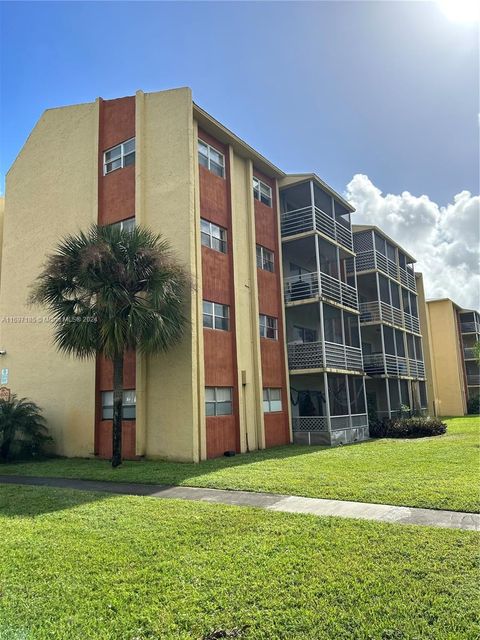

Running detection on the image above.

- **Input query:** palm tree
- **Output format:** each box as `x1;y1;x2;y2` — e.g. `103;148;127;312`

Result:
0;395;52;461
31;224;190;467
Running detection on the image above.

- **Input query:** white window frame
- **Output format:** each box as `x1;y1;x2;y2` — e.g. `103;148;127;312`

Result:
103;138;135;175
253;177;272;207
198;139;225;178
259;314;278;340
203;301;229;331
101;390;136;420
263;388;282;413
111;217;135;232
256;245;274;272
205;387;233;417
200;219;227;253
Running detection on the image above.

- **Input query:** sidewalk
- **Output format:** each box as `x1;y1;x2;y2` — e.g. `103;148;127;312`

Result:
1;475;478;531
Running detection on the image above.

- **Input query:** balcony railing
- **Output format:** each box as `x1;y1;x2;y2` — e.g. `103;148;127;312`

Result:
464;347;477;360
363;353;425;378
284;272;358;311
353;250;417;292
403;312;420;334
281;206;353;252
292;416;328;432
360;301;403;328
466;374;480;386
461;322;480;334
287;340;363;372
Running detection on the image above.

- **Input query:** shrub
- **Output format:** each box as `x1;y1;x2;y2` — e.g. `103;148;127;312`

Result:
0;395;52;461
467;395;480;415
370;416;447;439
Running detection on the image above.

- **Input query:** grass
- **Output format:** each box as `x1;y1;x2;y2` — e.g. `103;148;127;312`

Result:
0;484;478;640
1;416;479;513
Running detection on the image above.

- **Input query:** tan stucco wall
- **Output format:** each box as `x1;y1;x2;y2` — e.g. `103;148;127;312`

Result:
138;88;201;461
427;299;467;416
0;196;4;284
0;103;98;456
416;274;435;415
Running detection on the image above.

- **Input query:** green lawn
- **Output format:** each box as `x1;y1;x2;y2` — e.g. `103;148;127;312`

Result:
1;416;479;513
0;484;478;640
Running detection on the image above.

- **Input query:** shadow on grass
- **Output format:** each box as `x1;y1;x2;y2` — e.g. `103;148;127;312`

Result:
0;480;111;517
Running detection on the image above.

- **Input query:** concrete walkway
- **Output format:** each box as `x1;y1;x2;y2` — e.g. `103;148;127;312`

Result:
1;475;478;531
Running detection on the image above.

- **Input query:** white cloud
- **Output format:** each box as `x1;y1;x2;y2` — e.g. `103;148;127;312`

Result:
345;174;480;310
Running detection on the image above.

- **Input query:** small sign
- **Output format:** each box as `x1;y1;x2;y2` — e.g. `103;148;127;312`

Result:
0;387;11;402
0;368;8;385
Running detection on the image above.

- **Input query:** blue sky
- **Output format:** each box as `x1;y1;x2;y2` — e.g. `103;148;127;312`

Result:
1;1;478;204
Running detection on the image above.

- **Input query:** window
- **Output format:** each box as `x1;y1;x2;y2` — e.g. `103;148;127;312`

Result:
253;177;272;207
101;390;136;420
203;301;229;331
205;387;233;416
198;139;225;177
200;219;227;253
293;326;317;343
263;388;282;413
111;218;135;232
104;138;135;174
256;245;274;272
323;304;343;344
259;314;278;339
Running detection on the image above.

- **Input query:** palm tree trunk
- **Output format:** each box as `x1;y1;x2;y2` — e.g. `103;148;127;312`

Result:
111;352;124;468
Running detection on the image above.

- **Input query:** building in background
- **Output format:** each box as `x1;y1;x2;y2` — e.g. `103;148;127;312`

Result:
352;225;428;420
425;298;469;416
279;175;368;446
458;309;480;408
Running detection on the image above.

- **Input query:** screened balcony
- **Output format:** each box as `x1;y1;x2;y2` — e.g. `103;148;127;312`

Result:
361;324;425;379
366;378;427;420
459;311;480;335
352;229;416;292
280;180;353;252
357;272;420;334
290;373;368;446
282;236;358;311
285;303;364;373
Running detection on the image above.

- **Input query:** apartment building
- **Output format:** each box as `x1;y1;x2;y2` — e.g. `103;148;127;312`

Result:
279;176;368;445
458;309;480;405
352;226;428;419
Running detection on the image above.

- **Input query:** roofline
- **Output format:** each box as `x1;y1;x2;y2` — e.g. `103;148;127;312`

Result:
193;102;285;179
280;173;355;213
352;224;417;263
426;297;462;309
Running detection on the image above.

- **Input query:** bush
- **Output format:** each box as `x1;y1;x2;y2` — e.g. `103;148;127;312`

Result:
369;416;447;439
467;395;480;415
0;395;53;461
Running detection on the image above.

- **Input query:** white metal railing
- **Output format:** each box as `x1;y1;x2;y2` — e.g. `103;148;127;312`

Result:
359;301;403;328
287;340;363;372
284;271;358;311
292;416;328;432
399;266;417;292
466;374;480;386
403;312;420;334
461;322;480;334
280;205;353;251
355;250;417;293
408;358;425;379
464;347;476;360
363;353;424;378
330;415;351;430
284;272;319;302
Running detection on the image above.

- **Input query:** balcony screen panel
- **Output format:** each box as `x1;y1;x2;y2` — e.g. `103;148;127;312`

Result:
406;333;415;359
383;326;395;355
313;183;333;216
395;329;406;357
410;294;418;318
353;231;373;253
402;288;411;314
323;304;343;344
460;312;474;322
344;312;360;348
399;380;409;407
386;242;396;262
348;377;365;414
327;374;348;416
390;282;401;309
388;379;401;412
379;275;390;304
414;336;423;361
419;381;427;408
399;252;407;270
374;233;386;255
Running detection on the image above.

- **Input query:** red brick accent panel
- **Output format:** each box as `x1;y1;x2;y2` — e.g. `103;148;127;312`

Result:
96;96;137;459
198;128;240;458
254;170;290;447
